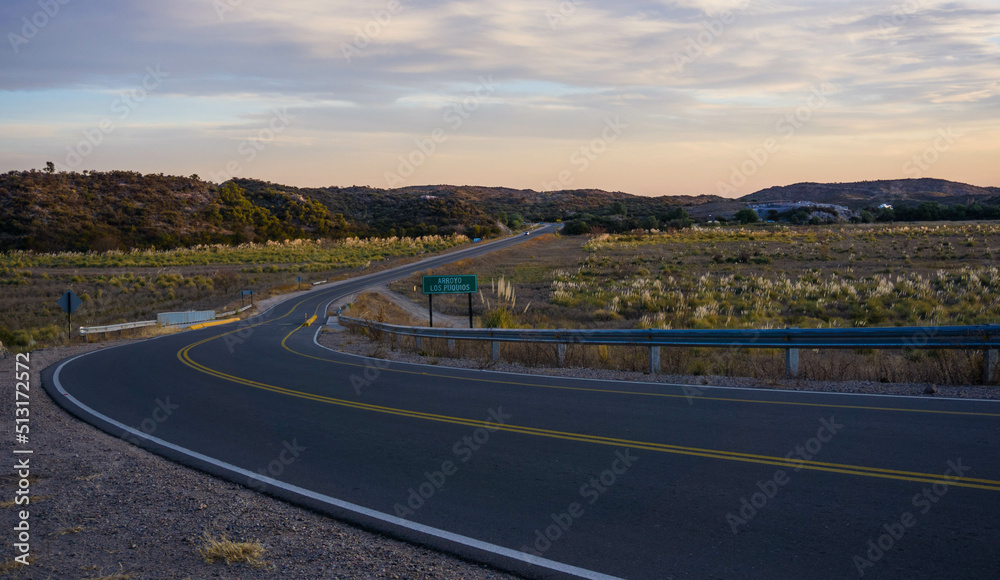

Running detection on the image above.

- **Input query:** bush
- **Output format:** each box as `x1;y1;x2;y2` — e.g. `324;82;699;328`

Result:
734;209;759;224
482;308;518;329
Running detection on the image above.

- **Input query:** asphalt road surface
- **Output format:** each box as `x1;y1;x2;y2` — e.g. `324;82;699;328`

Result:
45;226;1000;579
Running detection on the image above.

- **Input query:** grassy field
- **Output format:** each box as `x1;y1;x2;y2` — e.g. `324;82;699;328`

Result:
0;235;468;351
385;224;1000;384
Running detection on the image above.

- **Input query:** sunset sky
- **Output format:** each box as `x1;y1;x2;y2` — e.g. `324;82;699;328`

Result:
1;0;998;197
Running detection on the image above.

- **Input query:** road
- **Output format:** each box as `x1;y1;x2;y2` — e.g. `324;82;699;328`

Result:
45;225;1000;579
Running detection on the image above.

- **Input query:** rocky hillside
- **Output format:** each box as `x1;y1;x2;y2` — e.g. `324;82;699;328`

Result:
2;169;997;252
741;179;1000;210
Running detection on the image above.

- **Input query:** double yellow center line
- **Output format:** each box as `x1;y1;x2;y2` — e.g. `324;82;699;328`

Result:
177;312;1000;492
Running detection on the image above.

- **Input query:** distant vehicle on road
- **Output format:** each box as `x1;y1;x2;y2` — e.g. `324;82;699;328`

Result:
524;232;529;236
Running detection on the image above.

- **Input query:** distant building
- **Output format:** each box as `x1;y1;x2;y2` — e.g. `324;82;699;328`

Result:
879;203;893;210
419;195;438;200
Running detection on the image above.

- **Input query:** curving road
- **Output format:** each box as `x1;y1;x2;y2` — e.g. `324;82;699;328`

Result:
45;226;1000;579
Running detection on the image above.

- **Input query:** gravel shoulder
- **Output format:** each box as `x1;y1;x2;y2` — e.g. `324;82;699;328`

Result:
0;341;520;579
328;286;469;328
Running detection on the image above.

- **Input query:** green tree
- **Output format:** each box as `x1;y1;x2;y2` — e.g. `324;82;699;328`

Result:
734;208;759;224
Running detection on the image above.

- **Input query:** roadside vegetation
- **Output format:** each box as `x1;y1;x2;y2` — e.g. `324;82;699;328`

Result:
198;533;268;568
0;235;468;352
378;224;1000;384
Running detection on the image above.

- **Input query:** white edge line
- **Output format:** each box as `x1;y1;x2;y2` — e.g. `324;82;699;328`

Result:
50;350;623;580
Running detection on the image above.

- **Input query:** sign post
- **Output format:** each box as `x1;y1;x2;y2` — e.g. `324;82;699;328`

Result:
57;290;83;339
421;275;478;328
241;289;254;308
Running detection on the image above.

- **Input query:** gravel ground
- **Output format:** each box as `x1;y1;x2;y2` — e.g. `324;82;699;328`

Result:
319;330;1000;400
335;287;469;328
0;344;520;579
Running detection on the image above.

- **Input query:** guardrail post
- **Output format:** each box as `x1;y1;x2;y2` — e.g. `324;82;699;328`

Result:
786;349;800;378
984;349;998;384
447;338;456;354
649;346;660;374
491;341;500;363
557;343;567;367
415;336;422;350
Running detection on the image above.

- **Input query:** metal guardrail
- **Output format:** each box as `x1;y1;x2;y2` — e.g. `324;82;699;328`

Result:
79;320;157;335
337;316;1000;382
158;310;216;326
81;304;255;335
217;304;254;318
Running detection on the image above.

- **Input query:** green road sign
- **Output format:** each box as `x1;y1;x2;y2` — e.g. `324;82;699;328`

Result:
422;275;477;294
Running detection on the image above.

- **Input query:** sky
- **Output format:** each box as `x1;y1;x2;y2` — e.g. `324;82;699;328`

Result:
1;0;998;197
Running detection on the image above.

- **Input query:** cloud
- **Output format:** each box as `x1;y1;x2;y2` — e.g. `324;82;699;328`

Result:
0;0;998;195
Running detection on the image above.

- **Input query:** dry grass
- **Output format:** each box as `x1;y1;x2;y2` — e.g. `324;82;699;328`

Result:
54;526;84;536
376;226;1000;384
363;331;989;384
0;494;50;509
351;292;422;326
389;234;572;330
0;235;469;351
198;533;269;568
0;556;33;575
82;566;133;580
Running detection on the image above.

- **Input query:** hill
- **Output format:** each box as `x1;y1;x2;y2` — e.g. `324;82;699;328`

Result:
740;178;1000;210
0;171;342;252
2;169;998;253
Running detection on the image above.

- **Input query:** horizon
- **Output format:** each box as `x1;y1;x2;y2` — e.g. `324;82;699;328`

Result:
2;1;998;197
9;167;999;199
